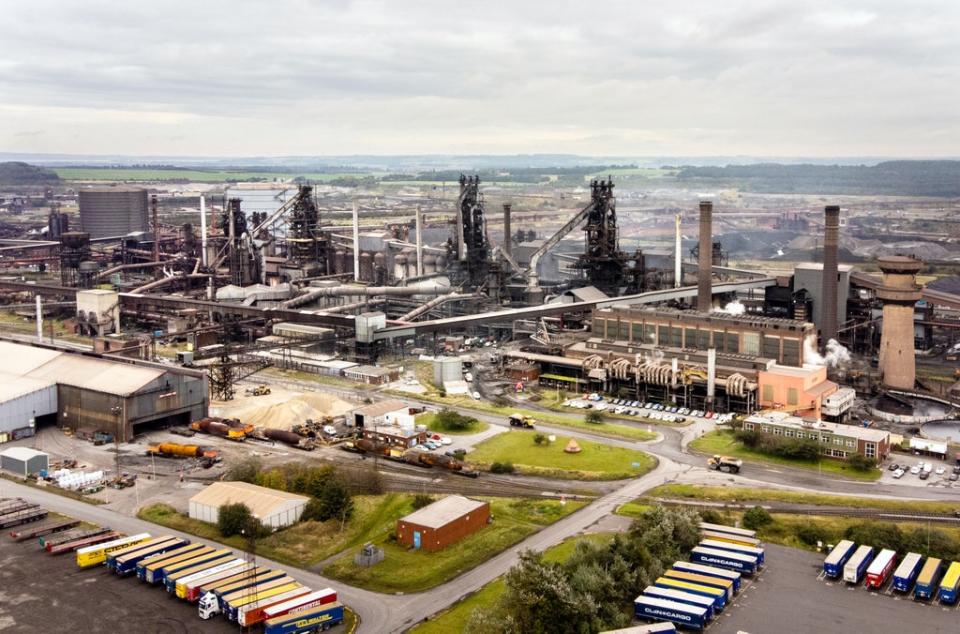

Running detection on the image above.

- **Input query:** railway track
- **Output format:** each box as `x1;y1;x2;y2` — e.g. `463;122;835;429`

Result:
653;497;960;524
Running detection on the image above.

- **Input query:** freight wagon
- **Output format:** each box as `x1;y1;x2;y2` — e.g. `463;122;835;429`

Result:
892;553;923;593
263;602;345;634
10;519;79;542
138;544;209;583
662;570;733;602
653;577;726;612
914;557;943;600
671;561;742;593
113;538;187;576
642;586;715;621
690;546;759;575
164;551;235;593
700;529;763;548
235;587;313;626
76;533;151;568
937;562;960;604
698;539;765;566
257;588;339;626
175;559;246;599
823;540;857;579
634;595;708;631
843;546;874;584
865;549;897;589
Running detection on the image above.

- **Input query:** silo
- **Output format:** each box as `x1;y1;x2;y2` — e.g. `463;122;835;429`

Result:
78;186;149;239
360;252;373;282
334;248;345;275
394;253;408;281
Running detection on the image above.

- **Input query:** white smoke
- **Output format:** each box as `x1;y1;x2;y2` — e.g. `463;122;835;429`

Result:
713;300;746;316
804;335;852;368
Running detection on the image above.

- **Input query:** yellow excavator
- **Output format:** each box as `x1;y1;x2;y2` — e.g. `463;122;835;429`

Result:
707;455;743;474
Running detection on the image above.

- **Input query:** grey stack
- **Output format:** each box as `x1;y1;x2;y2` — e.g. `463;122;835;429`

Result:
698;200;713;311
821;205;840;342
78;186;149;239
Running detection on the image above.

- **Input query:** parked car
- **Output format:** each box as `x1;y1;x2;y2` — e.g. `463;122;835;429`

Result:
888;463;900;471
936;467;946;475
910;465;921;474
892;469;906;479
919;471;930;480
950;473;959;482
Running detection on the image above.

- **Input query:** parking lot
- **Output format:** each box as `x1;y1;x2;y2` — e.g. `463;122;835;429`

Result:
562;395;735;425
707;544;958;633
880;454;960;488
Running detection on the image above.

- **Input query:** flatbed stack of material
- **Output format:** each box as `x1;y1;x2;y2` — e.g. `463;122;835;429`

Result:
914;557;942;600
10;519;79;541
0;505;47;529
892;553;923;593
40;527;111;550
49;531;121;555
263;602;345;634
634;595;709;631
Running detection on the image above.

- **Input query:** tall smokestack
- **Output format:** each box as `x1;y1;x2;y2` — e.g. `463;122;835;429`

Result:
352;201;360;282
502;203;512;257
35;295;42;343
674;213;682;289
697;201;713;310
199;194;208;267
415;205;424;276
821;205;840;343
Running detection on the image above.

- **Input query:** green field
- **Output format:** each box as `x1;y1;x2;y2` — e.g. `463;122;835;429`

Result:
410;532;615;634
467;430;656;480
688;430;882;481
418;411;489;435
322;497;585;593
54;167;384;183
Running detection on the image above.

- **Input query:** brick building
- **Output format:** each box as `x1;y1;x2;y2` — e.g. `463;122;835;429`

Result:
396;495;490;551
742;412;890;461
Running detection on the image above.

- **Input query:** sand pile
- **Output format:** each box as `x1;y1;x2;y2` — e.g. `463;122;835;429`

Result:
221;392;354;429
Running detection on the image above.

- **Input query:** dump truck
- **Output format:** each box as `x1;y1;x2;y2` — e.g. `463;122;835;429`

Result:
707;455;743;474
263;602;345;634
508;413;536;428
245;385;271;396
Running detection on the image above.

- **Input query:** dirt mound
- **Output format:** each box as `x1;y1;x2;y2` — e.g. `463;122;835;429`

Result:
223;391;354;429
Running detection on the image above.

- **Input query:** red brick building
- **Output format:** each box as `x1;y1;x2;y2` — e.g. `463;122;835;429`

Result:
396;495;490;551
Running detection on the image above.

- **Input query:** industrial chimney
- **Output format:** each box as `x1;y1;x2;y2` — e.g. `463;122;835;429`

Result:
821;205;840;343
502;203;512;257
697;201;713;311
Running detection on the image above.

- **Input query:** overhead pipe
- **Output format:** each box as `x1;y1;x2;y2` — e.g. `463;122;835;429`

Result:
319;299;386;314
96;260;171;281
397;292;481;322
281;284;452;309
130;273;214;294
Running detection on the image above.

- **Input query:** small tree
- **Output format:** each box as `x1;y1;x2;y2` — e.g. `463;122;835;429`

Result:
491;462;515;474
742;506;773;531
227;456;262;484
847;454;876;472
412;493;434;510
218;502;254;537
585;410;603;424
435;408;478;432
533;433;548;446
317;477;354;523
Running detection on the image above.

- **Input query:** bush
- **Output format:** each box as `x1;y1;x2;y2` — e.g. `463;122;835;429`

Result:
490;462;515;474
227;456;262;483
452;449;466;460
742;506;773;531
434;408;478;431
218;502;258;537
796;523;827;546
316;477;354;522
847;454;877;472
734;429;760;448
585;410;604;424
412;493;434;510
533;433;548;446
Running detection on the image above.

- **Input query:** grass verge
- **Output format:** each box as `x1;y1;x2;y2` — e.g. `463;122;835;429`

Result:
467;430;656;480
417;412;489;436
688;431;881;481
322;497;586;594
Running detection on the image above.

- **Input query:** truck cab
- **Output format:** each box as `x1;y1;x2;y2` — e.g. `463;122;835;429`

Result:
708;455;743;474
198;591;221;620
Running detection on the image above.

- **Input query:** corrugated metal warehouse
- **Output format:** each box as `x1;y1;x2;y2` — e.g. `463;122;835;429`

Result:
0;373;56;443
396;495;490;551
0;341;207;442
0;447;49;476
188;481;309;529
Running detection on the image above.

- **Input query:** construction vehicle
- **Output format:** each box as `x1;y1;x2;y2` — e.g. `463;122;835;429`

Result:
707;455;743;474
508;413;536;429
244;384;271;396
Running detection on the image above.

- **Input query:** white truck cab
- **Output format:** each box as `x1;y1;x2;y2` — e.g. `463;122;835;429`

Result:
198;592;221;620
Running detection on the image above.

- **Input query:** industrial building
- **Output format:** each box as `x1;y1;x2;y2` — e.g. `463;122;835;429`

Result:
188;481;309;529
0;341;207;442
396;495;490;551
78;186;149;239
0;446;49;476
742;412;891;461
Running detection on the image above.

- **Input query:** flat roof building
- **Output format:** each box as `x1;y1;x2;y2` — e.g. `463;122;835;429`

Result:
742;411;890;461
0;446;49;476
396;495;490;551
188;481;308;529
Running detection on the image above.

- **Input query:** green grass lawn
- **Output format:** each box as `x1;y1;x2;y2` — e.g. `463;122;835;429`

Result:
688;431;881;482
410;532;615;634
322;497;585;594
641;483;960;514
467;430;656;480
418;411;489;436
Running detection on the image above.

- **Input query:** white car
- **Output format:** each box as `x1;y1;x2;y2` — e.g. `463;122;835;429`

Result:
936;467;946;475
892;469;906;479
472;391;481;400
594;403;608;411
441;437;452;445
322;425;337;436
910;465;921;475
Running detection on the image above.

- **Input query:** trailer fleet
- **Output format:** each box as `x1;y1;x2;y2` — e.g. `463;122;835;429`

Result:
690;546;759;575
823;540;857;579
915;558;943;600
892;553;923;593
263;602;345;634
634;595;709;631
75;533;151;568
843;545;874;584
671;561;742;593
865;549;897;589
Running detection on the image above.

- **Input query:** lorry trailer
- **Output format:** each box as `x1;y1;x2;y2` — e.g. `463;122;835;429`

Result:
189;565;270;602
160;549;232;590
175;559;246;599
204;568;287;604
700;529;762;548
671;561;742;593
138;544;209;583
698;522;756;540
823;540;857;579
106;535;170;569
41;527;112;550
199;576;296;619
914;557;943;600
183;563;255;602
865;549;897;589
225;582;304;621
892;553;923;593
76;533;151;569
165;552;236;593
10;519;79;542
698;539;765;566
260;588;338;623
634;595;708;631
0;506;47;529
236;587;313;626
48;531;121;555
690;546;758;575
601;625;675;634
843;545;875;584
653;577;726;612
663;570;734;601
937;562;960;604
114;538;187;576
263;602;346;634
642;586;715;621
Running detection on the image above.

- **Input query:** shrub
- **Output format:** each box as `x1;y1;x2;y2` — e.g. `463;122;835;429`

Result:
227;456;262;484
452;449;466;460
490;462;515;474
533;433;548;446
412;493;434;510
585;410;604;424
734;429;760;448
796;523;827;546
742;506;773;531
218;502;258;537
434;408;478;431
847;454;877;472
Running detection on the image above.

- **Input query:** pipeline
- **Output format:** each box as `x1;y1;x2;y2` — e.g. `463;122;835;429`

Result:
320;298;387;314
130;273;214;294
397;292;481;322
96;260;171;281
281;284;451;309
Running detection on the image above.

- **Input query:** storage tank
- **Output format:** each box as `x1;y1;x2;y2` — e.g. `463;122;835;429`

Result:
78;186;149;239
393;253;407;281
359;252;373;282
333;249;345;274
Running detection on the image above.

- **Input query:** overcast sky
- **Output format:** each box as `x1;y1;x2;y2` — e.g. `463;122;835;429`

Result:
1;0;957;158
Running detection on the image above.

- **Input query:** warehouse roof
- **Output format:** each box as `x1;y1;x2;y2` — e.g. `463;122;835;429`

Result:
399;495;487;529
0;372;55;402
189;481;308;519
25;355;162;396
0;446;48;461
0;341;63;375
352;399;408;419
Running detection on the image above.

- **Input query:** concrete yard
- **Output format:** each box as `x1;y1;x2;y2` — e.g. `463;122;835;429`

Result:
709;544;959;633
